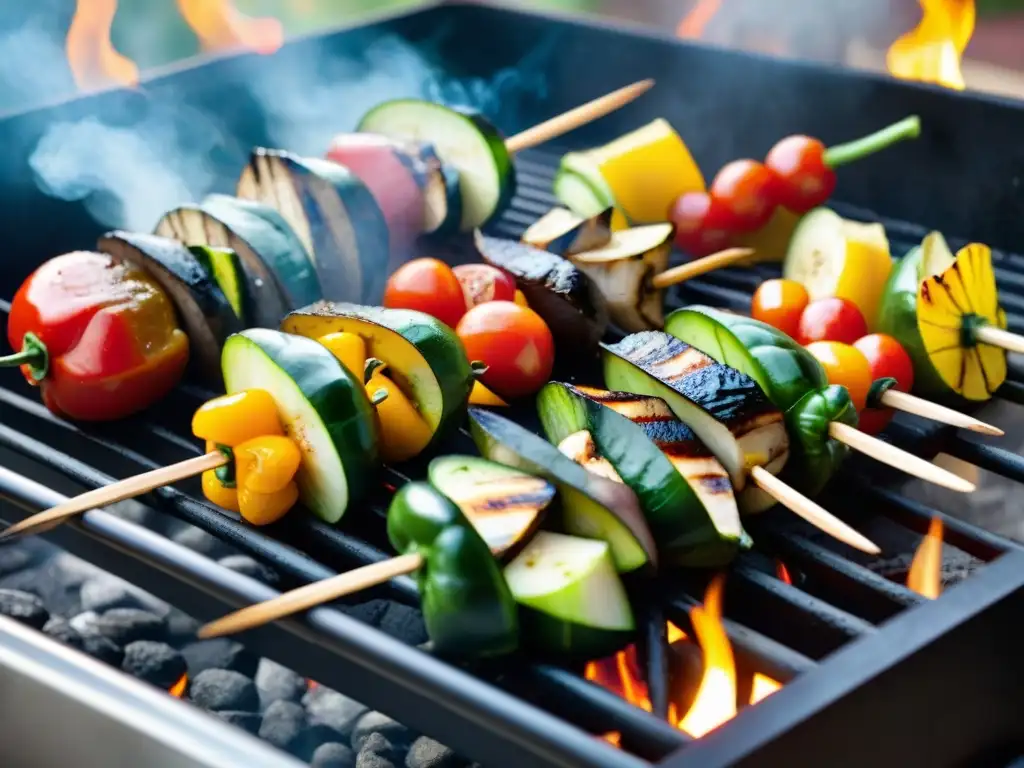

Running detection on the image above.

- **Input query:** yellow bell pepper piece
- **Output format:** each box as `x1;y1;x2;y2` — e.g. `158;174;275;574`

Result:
202;470;239;512
469;380;508;407
513;290;529;308
235;435;302;494
366;360;432;463
239;481;298;526
592;119;705;224
192;390;283;446
318;332;366;376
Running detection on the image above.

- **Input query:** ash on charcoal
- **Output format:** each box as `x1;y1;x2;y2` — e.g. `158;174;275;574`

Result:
304;687;367;742
256;658;307;708
214;710;262;735
312;742;356;768
352;712;413;753
181;637;259;678
80;577;149;614
218;555;279;586
0;552;95;616
258;700;307;753
69;610;101;635
405;737;465;768
42;616;84;649
172;526;238;560
357;733;401;768
122;641;187;690
189;668;259;712
94;608;166;646
56;612;125;665
0;589;49;629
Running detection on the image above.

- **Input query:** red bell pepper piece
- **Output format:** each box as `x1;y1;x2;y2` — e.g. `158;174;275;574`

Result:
1;251;190;421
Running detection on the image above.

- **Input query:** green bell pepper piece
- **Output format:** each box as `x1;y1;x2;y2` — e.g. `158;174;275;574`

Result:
387;482;518;658
782;385;859;496
664;306;828;413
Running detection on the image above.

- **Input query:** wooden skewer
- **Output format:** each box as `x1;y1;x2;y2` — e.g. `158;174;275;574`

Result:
650;248;755;290
827;421;975;493
504;79;655;155
0;451;226;541
975;325;1024;355
878;389;1003;436
198;553;423;639
749;466;880;555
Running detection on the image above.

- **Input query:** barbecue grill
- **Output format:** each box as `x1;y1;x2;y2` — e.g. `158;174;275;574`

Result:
1;3;1024;767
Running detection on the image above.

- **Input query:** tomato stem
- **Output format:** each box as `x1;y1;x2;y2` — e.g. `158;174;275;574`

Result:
0;333;49;381
823;116;921;169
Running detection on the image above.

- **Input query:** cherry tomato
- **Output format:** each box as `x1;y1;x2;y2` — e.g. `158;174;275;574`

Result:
709;159;781;232
456;301;555;399
764;135;837;214
669;191;734;258
797;297;868;345
384;258;466;329
452;263;517;308
805;341;873;412
853;333;915;435
751;279;809;338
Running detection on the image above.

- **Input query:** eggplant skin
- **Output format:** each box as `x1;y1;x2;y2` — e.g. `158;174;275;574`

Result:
474;232;608;351
606;332;782;435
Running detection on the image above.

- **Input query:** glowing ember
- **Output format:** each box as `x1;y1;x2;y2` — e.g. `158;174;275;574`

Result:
907;517;944;599
168;673;188;698
678;575;736;737
677;0;722;38
307;679;318;691
176;0;284;56
667;621;687;644
750;673;782;704
776;561;793;585
886;0;975;90
66;0;139;91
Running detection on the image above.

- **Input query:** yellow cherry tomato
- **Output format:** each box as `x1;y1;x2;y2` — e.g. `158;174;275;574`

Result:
239;481;298;526
805;341;873;411
192;390;283;446
235;435;302;494
201;470;239;512
318;332;366;377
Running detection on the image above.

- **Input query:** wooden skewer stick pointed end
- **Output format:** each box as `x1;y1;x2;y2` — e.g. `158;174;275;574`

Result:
827;421;976;493
879;389;1004;436
749;466;881;555
0;451;226;542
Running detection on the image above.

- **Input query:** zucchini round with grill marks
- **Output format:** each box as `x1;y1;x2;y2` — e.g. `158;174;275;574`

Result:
221;328;378;523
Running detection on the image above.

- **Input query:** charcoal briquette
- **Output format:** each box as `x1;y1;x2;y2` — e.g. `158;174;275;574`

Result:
0;588;49;629
94;608;166;646
405;736;465;768
351;712;413;753
80;578;146;613
312;742;356;768
214;710;263;735
304;688;367;742
122;641;187;690
181;637;258;677
256;658;307;708
189;668;259;712
218;555;280;586
42;616;85;650
356;733;401;768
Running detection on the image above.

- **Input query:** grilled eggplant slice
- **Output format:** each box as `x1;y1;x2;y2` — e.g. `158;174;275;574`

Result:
399;141;462;236
602;332;789;500
538;382;744;567
428;455;554;559
468;407;656;574
237;148;390;305
570;224;674;333
473;232;609;352
98;231;238;383
156;195;321;329
522;207;614;256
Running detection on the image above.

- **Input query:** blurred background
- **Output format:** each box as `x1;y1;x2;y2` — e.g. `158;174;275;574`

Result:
3;0;1024;113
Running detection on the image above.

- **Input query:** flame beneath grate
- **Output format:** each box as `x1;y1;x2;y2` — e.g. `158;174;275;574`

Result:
586;574;782;745
168;673;188;698
886;0;975;90
907;517;945;599
66;0;282;92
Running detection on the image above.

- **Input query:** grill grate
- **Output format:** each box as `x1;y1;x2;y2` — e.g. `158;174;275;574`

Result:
0;145;1023;766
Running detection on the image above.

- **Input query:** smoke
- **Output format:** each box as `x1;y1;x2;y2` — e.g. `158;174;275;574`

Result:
26;20;556;235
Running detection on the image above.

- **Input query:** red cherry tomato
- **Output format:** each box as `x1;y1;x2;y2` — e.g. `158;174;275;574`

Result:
805;341;873;412
452;263;517;308
764;135;837;214
384;258;466;329
669;191;735;258
853;333;915;434
751;279;809;339
709;159;781;233
456;301;555;399
797;297;868;345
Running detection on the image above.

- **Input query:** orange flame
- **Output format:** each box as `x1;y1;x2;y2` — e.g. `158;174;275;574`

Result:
886;0;975;90
679;575;736;737
750;673;782;704
176;0;284;55
677;0;722;39
907;517;944;599
168;673;188;698
66;0;139;91
776;561;793;585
